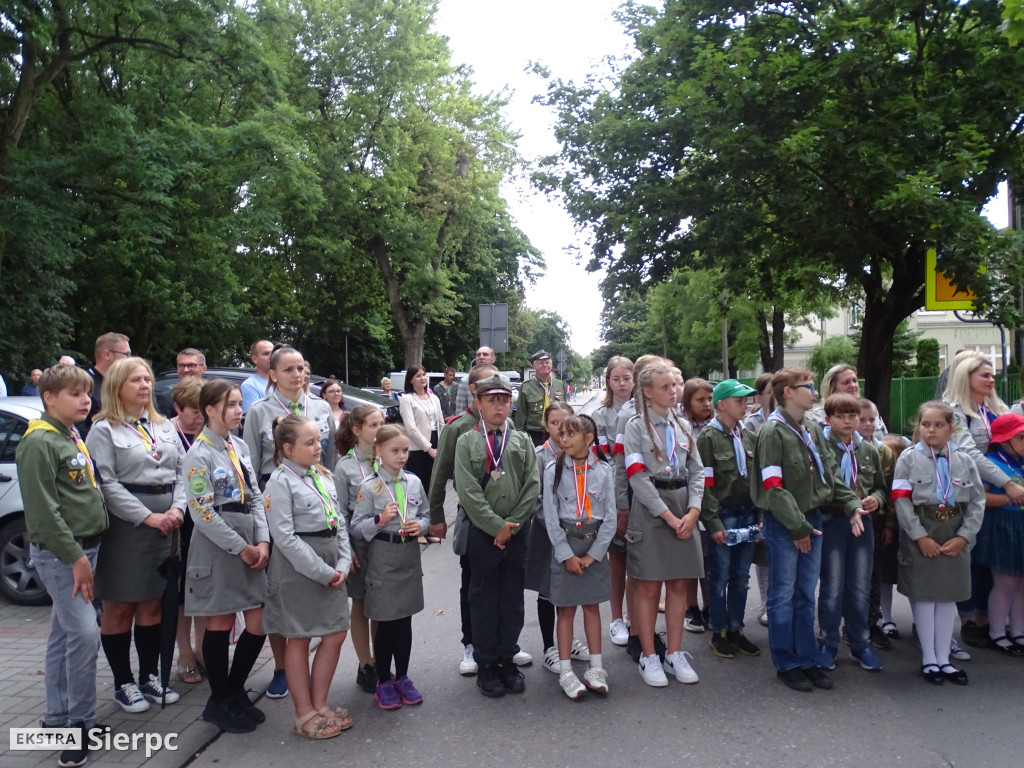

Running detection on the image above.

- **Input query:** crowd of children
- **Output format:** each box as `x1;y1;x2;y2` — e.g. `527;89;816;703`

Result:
16;347;1024;766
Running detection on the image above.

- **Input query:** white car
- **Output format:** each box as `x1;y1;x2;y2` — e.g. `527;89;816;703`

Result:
0;396;51;605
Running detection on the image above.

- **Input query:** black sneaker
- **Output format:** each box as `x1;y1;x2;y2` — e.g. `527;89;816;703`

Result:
777;668;812;693
231;691;265;724
476;664;506;698
701;606;710;630
626;634;642;664
498;662;526;694
58;722;88;768
653;631;668;662
684;607;705;634
727;629;761;657
202;696;256;733
801;666;834;690
869;624;893;650
356;663;378;694
710;630;736;659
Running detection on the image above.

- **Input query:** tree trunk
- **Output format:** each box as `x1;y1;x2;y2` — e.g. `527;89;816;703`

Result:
403;326;426;370
858;294;916;424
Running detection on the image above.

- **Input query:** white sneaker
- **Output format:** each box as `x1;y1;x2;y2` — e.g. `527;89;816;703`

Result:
571;639;591;661
950;638;971;662
559;670;586;700
583;667;609;695
758;605;769;627
513;649;533;666
638;654;668;687
665;650;699;684
139;674;180;704
114;682;150;713
542;646;560;675
609;618;630;646
459;644;478;676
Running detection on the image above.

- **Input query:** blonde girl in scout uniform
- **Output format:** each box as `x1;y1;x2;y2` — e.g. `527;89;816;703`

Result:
263;415;353;739
514;350;567;446
893;401;984;685
543;414;616;700
351;425;430;711
333;404;386;694
592;356;634;647
184;380;270;734
86;357;185;713
623;363;705;687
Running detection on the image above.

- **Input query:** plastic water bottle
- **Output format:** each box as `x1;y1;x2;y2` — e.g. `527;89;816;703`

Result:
724;524;764;546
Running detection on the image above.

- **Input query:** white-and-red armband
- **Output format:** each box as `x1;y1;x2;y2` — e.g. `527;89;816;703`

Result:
613;433;625;456
892;479;912;500
598;435;611;455
704;466;715;488
625;453;646;478
761;465;783;490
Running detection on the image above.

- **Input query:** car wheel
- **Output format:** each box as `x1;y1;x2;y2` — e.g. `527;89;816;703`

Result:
0;517;51;606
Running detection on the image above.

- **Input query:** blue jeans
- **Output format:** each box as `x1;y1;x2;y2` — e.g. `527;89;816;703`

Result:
31;545;101;728
765;510;823;672
817;512;875;650
707;504;756;632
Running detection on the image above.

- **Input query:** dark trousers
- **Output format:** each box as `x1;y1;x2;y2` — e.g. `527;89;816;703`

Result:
467;523;527;666
460;554;472;646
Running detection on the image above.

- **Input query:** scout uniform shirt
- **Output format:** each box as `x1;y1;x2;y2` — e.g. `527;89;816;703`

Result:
243;391;336;483
453;419;540;537
750;408;861;539
542;454;617;565
697;417;755;535
427;405;479;525
17;414;108;563
265;458;351;584
513;375;567;433
611;399;637;510
822;428;887;517
350;467;430;542
592;398;628;458
333;446;376;522
951;402;1012;488
623;410;705;515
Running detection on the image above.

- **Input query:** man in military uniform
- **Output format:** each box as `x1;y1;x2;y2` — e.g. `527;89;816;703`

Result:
513;350;566;446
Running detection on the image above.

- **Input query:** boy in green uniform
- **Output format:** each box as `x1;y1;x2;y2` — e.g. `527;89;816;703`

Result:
750;368;867;693
16;365;109;767
514;350;567;446
697;379;761;659
455;375;540;697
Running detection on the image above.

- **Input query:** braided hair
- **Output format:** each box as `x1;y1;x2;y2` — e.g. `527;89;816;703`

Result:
552;414;608;492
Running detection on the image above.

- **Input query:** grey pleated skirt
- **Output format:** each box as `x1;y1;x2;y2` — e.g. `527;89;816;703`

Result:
95;492;173;603
897;511;971;603
363;537;423;621
524;510;553;596
346;538;371;600
185;511;266;617
262;535;350;638
625;486;704;581
548;529;610;607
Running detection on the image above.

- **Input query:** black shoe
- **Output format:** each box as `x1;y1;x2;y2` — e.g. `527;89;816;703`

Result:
476;664;505;698
709;631;736;659
653;631;668;662
801;666;834;690
231;691;265;724
869;624;893;650
961;620;989;649
777;668;812;692
727;629;761;657
58;722;88;768
202;696;256;733
987;635;1024;657
701;606;710;630
921;664;944;685
356;663;379;693
626;634;642;664
940;664;969;685
498;662;526;694
684;607;705;634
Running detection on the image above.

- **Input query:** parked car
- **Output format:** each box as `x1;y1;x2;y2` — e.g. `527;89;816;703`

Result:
0;396;52;605
153;367;401;423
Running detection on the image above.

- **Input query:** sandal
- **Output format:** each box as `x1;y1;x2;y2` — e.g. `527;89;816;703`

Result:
880;622;899;639
177;662;203;684
317;705;353;731
987;635;1024;657
920;664;944;685
293;711;342;740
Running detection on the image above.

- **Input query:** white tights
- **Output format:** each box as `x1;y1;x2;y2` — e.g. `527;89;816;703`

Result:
987;572;1024;641
911;600;957;667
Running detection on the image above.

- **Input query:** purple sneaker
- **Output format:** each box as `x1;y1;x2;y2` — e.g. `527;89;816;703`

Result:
394;675;423;705
374;679;402;711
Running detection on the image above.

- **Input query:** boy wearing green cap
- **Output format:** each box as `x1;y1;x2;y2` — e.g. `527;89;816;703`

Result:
698;380;761;659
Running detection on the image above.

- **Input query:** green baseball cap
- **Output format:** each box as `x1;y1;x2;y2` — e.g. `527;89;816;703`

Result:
712;379;756;406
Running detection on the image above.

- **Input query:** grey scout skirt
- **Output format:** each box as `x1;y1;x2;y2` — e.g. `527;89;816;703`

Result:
548;521;610;607
524;509;553;596
897;506;971;603
625;485;704;581
364;535;424;622
262;534;351;638
185;510;267;617
95;491;173;603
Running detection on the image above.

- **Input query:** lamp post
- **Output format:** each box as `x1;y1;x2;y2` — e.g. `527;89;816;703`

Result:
343;327;350;385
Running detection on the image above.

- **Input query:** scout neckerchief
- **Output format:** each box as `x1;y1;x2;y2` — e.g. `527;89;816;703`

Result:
378;469;409;541
824;426;857;488
709;416;747;478
992;448;1024;505
978;404;994;441
128;416;161;460
197;432;247;501
914;441;955;509
478;418;508;480
538;377;551;413
271;389;306;417
347;447;377;480
282;462;338;530
572;456;592;524
649;411;680;476
768;408;826;477
172;418;193;450
25;419;98;488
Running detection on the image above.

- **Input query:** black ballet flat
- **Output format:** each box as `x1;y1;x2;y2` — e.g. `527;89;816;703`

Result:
940;664;969;685
920;664;944;685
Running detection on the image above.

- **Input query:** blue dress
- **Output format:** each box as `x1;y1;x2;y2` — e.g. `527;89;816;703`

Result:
975;449;1024;577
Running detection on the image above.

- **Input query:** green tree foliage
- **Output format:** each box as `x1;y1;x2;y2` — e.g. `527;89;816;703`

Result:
915;338;942;377
537;0;1024;419
807;337;859;382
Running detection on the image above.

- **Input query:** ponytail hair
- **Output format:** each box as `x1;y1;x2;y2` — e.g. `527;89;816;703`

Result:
336;404;379;454
552;413;607;492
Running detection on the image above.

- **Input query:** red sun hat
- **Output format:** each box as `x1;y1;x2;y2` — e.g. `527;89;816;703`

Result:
990;413;1024;446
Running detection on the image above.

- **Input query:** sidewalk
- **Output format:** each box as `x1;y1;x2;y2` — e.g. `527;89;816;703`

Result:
1;598;277;768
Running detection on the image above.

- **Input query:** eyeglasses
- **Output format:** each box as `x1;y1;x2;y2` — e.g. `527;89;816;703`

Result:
109;349;131;358
177;362;200;370
793;383;817;393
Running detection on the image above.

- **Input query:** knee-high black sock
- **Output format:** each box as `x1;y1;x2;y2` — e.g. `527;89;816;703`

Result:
538;595;556;650
101;631;134;687
134;623;161;681
228;630;266;696
393;617;413;678
203;630;231;704
374;621;396;682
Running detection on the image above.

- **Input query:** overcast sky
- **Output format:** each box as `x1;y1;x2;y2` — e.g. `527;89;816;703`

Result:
433;0;638;356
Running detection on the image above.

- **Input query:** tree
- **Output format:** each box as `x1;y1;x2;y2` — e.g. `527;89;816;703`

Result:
915;338;942;377
537;0;1024;420
807;337;859;381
